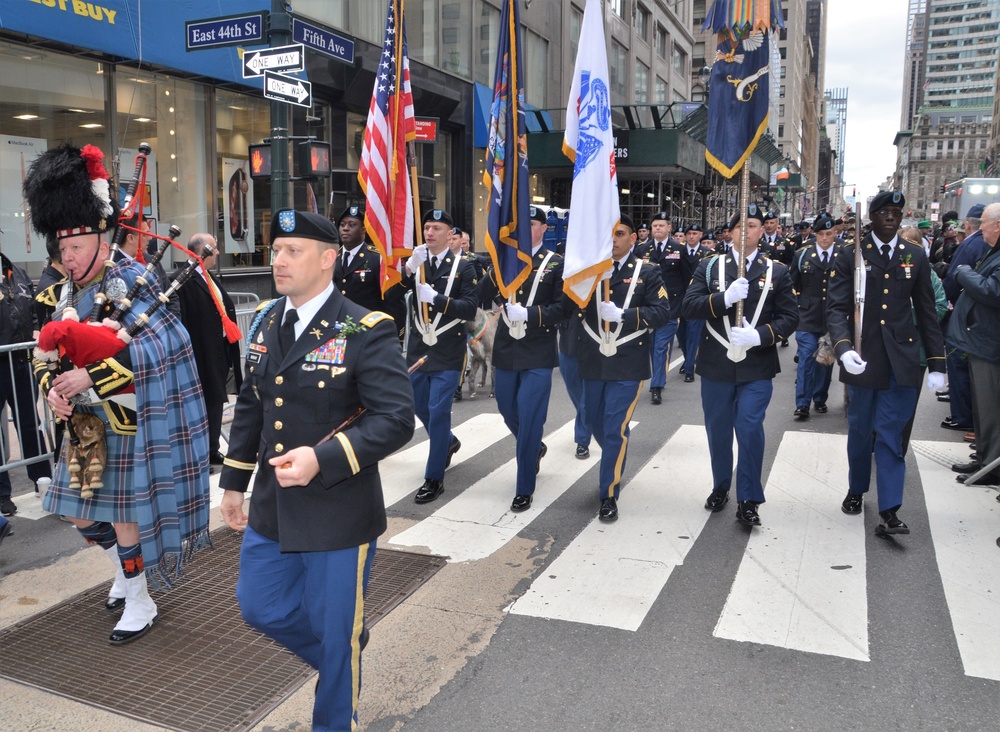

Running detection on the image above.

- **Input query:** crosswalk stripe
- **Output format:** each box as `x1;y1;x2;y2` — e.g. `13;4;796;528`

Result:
386;419;606;563
713;431;869;662
508;424;714;631
379;413;510;508
913;439;1000;682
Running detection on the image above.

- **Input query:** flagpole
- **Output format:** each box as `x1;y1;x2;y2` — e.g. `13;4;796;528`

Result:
407;139;430;326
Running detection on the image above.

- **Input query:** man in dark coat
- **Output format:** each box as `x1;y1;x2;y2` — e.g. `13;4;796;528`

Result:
638;211;683;404
173;234;242;467
826;191;946;536
220;210;414;731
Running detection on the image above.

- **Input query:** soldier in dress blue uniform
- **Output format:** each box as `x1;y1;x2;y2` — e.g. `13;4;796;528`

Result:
402;209;480;504
333;204;407;341
678;223;709;382
220;210;415;732
826;191;946;536
790;212;841;420
682;204;799;526
558;303;592;460
639;211;683;404
575;214;671;521
635;222;651;251
478;205;565;512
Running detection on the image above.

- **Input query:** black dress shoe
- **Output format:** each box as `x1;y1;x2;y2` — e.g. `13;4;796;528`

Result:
952;459;982;474
575;444;590;459
957;473;1000;486
209;451;225;466
105;596;126;611
705;490;729;512
684;373;695;383
445;437;462;468
736;501;761;526
875;510;909;536
414;479;444;504
109;615;157;645
814;402;828;413
781;338;789;347
793;406;810;421
0;497;17;516
841;493;863;515
536;441;547;474
941;417;973;431
937;394;951;402
599;497;618;522
453;387;463;402
650;387;662;405
511;494;532;512
0;520;11;546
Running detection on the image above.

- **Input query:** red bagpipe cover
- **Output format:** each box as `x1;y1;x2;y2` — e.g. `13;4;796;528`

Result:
37;320;136;394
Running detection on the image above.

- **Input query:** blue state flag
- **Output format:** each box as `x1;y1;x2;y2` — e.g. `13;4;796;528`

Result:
705;28;771;178
483;0;532;299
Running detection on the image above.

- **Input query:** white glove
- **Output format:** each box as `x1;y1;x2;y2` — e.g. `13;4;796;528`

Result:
406;245;428;274
926;371;946;391
729;318;761;348
724;277;750;307
840;350;867;375
599;301;623;323
417;282;437;304
505;302;528;323
601;266;614;280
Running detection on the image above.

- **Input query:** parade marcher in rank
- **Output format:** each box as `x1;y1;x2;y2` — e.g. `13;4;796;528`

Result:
478;205;565;512
678;223;710;382
638;211;683;405
682;204;798;527
220;210;414;731
403;209;479;504
826;191;946;536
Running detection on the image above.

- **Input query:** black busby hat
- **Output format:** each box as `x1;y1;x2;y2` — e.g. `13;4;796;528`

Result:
336;204;366;228
619;213;636;233
422;209;454;227
23;143;119;240
869;191;905;214
272;209;339;245
529;205;547;224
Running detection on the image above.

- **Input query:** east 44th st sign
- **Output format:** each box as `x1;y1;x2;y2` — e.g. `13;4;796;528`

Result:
262;71;312;108
242;44;305;78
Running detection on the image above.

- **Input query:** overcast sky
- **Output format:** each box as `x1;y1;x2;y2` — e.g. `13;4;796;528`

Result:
824;1;909;210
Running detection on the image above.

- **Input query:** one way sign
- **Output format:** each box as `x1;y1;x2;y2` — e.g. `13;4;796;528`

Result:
263;70;312;108
242;43;305;78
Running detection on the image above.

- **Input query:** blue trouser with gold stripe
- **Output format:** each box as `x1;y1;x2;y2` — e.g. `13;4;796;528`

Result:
583;379;643;500
701;376;772;503
237;527;374;732
495;368;553;497
410;370;461;481
649;318;679;389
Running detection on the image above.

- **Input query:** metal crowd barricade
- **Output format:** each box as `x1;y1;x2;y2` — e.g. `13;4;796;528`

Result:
0;340;56;477
229;291;261;358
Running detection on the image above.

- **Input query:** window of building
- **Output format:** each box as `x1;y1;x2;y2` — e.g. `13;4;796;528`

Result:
778;124;784;137
635;60;649;103
569;5;584;69
610;0;624;17
656;77;668;103
780;65;786;79
523;28;549;108
655;24;667;59
635;4;650;43
672;90;686;104
779;103;785;117
673;46;686;76
440;2;472;78
610;40;628;101
474;0;501;86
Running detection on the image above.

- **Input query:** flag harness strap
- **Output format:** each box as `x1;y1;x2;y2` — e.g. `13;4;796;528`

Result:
583;261;647;354
704;255;772;349
501;251;555;339
420;254;463;344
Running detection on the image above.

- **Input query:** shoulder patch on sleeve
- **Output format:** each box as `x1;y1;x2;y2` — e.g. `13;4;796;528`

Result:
360;311;394;328
35;283;61;307
900;237;923;249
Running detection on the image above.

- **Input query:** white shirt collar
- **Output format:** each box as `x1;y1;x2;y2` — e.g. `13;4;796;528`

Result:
345;243;364;259
284;281;335;338
814;244;833;258
531;243;545;256
871;232;899;260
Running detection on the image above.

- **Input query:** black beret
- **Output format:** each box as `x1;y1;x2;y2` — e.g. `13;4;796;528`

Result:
869;191;905;213
702;232;715;241
651;211;670;224
422;209;454;227
529;205;547;224
336;204;365;227
619;213;636;233
272;209;338;245
728;204;765;228
637;222;650;230
687;223;704;232
762;211;778;221
813;213;835;231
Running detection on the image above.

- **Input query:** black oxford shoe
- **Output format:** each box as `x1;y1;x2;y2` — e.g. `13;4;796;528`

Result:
109;614;158;646
941;417;973;431
814;402;828;413
793;406;810;421
957;473;1000;486
876;510;909;536
598;497;618;522
575;444;590;459
705;490;729;512
445;438;462;468
511;494;532;512
105;596;125;611
536;441;547;474
781;338;789;347
651;387;662;405
414;480;444;504
842;493;863;515
684;373;695;383
736;501;761;526
952;459;982;474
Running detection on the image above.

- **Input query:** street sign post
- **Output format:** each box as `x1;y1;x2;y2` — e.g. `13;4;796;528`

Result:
262;71;312;108
186;12;267;51
291;15;355;64
242;43;305;78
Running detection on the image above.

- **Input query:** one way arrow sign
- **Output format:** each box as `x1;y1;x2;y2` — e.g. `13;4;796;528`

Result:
242;43;305;78
263;70;312;108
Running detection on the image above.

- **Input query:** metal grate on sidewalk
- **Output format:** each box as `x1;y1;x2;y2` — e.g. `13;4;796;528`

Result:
0;530;445;732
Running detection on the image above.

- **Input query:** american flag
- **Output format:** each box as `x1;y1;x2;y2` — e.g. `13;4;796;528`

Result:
358;0;416;292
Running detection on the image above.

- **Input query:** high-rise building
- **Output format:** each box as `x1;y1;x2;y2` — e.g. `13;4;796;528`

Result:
900;1;928;131
923;0;1000;111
